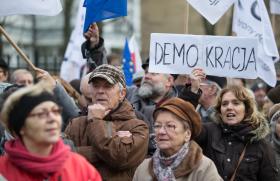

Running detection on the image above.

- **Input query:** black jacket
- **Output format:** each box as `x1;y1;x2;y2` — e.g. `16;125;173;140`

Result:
196;121;278;181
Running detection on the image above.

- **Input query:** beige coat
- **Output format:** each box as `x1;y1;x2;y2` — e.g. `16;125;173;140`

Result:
133;141;223;181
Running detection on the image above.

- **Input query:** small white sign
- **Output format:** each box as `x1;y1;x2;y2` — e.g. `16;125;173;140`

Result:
187;0;236;24
149;33;258;79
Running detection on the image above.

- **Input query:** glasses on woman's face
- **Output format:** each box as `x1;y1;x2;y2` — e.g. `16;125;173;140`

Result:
28;107;62;119
154;123;177;132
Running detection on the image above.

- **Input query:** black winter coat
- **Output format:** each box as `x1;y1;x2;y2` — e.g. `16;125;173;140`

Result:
196;122;278;181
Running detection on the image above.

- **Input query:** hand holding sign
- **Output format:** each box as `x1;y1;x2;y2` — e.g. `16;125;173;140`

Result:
190;68;206;93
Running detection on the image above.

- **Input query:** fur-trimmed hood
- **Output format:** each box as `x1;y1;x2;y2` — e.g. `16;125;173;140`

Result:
209;108;270;142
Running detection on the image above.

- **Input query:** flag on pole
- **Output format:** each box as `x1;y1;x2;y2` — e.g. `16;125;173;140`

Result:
122;39;134;86
122;36;142;86
83;0;127;32
60;0;87;82
128;35;142;73
232;0;279;86
187;0;235;24
270;0;280;15
0;0;62;16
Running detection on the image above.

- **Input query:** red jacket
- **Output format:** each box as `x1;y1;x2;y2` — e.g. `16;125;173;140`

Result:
0;152;102;181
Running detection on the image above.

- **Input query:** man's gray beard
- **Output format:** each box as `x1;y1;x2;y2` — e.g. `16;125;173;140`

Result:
138;83;166;99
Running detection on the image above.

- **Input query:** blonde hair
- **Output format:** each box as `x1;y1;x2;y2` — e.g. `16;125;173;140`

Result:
214;85;266;128
1;80;54;131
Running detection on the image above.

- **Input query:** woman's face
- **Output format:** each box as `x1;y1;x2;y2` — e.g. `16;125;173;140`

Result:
20;101;62;146
154;111;191;156
220;91;246;125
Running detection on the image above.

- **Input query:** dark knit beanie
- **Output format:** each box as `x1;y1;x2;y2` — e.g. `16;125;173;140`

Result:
153;97;201;139
8;91;57;137
267;85;280;104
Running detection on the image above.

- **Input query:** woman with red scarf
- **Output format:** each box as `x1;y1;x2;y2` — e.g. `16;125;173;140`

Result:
0;81;101;181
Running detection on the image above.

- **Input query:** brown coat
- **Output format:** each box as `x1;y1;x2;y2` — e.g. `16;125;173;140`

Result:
65;99;149;181
133;141;223;181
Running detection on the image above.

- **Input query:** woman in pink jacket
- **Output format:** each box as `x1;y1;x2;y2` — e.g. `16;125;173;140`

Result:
0;81;101;181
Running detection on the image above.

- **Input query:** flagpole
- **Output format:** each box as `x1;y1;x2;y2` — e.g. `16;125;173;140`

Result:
272;14;276;33
185;1;190;34
0;25;37;71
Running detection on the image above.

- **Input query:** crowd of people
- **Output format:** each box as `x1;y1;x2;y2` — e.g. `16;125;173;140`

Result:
0;23;279;181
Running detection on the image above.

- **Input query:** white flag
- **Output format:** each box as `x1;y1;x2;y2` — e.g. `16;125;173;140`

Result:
270;0;280;15
0;0;62;16
187;0;236;24
128;35;142;73
60;0;86;82
232;0;279;87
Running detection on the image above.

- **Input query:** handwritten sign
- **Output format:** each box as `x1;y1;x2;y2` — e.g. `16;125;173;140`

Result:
187;0;235;24
149;33;258;79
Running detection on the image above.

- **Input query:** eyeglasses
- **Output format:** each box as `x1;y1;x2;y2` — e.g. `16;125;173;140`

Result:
28;107;62;119
154;123;176;132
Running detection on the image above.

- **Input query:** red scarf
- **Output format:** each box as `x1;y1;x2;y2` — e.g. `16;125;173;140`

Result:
4;138;70;178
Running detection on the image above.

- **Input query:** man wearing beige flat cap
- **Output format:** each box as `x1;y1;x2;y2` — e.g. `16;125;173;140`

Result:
65;64;149;181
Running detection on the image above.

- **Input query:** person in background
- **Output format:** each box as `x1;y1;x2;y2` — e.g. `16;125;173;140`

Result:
250;81;267;111
78;73;93;115
262;85;280;119
10;69;33;86
196;85;278;181
107;53;121;66
268;103;280;180
133;98;222;181
65;64;149;181
132;71;144;88
82;23;107;72
0;58;9;82
195;75;226;123
0;80;101;181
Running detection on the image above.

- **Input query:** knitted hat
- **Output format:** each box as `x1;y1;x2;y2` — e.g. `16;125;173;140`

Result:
267;85;280;104
153;97;201;139
268;103;280;136
88;64;126;88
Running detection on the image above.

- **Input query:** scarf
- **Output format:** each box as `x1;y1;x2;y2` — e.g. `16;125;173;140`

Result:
221;122;254;142
4;138;70;178
153;142;189;181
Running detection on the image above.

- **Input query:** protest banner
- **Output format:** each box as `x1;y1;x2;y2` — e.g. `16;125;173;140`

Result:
233;0;279;86
0;0;62;16
149;33;258;79
187;0;235;24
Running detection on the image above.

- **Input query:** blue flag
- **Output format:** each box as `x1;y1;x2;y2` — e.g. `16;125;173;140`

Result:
122;39;134;86
83;0;127;32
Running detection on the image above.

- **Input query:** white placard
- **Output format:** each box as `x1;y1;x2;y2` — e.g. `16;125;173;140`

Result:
187;0;236;24
149;33;258;79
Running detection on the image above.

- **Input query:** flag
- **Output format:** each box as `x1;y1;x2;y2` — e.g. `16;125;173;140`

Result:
60;0;87;82
232;0;279;86
128;35;142;73
122;39;134;86
270;0;280;15
187;0;235;24
0;0;62;16
83;0;127;32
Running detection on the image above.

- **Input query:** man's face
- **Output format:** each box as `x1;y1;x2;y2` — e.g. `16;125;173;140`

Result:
91;78;125;111
138;69;171;99
0;68;8;82
254;89;266;108
15;73;34;86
